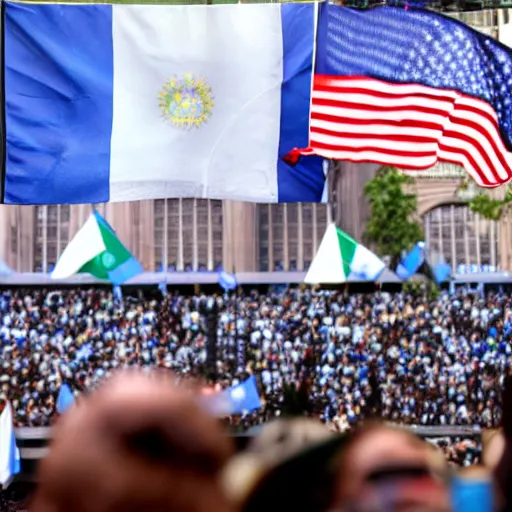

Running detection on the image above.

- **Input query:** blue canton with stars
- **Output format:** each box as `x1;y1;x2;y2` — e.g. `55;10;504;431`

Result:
316;3;512;151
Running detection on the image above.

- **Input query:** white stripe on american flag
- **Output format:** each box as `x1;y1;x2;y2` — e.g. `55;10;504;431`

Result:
304;75;512;187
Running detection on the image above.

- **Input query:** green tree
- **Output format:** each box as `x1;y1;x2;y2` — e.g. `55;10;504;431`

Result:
364;167;424;268
464;179;512;221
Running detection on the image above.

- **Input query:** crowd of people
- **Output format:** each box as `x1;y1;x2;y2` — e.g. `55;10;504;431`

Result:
0;286;509;439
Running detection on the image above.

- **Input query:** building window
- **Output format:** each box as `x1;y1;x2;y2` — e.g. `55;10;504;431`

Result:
257;204;270;271
257;202;329;271
154;199;222;271
34;205;71;272
424;204;498;271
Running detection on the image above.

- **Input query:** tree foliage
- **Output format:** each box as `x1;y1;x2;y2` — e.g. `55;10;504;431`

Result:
465;180;512;221
364;167;424;268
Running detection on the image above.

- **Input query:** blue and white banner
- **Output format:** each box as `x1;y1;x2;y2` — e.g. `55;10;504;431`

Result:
4;2;324;204
0;402;21;487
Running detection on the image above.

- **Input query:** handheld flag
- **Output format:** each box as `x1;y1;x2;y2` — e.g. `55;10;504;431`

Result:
51;211;142;284
158;281;168;297
433;262;452;283
397;242;452;284
305;223;385;284
76;343;93;362
0;402;21;487
205;376;262;417
287;3;512;188
113;285;123;301
396;242;427;281
218;270;237;291
4;2;325;204
56;383;75;414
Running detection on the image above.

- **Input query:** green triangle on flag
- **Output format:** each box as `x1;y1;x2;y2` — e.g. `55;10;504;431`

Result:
304;223;385;284
52;211;142;284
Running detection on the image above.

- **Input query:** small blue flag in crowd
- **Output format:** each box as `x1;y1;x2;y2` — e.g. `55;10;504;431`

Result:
158;281;168;297
0;401;20;487
396;242;426;281
205;376;262;417
433;262;452;284
56;383;75;414
397;242;452;284
113;285;123;301
218;270;237;291
76;343;93;362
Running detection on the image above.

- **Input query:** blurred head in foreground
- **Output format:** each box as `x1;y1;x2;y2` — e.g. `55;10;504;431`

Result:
223;417;345;512
31;370;234;512
333;423;452;512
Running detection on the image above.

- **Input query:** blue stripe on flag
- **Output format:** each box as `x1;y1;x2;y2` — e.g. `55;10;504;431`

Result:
4;2;113;204
108;257;143;285
278;3;325;202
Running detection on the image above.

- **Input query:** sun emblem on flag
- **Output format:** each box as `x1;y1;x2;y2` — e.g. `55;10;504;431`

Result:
159;73;214;130
101;252;116;270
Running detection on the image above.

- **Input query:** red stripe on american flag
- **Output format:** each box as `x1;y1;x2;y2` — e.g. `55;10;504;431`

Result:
302;75;512;187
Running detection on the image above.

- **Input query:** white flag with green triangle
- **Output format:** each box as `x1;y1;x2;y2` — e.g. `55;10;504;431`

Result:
305;223;385;284
52;211;142;284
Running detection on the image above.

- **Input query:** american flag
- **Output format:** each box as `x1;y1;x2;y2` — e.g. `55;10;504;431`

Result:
291;4;512;188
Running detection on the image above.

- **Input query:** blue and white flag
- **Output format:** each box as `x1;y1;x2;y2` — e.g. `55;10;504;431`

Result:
205;376;261;417
0;402;21;487
218;270;237;291
56;384;75;415
4;2;324;205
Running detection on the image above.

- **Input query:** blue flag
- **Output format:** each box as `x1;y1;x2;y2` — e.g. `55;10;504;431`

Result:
56;384;75;414
218;270;237;291
113;285;123;301
158;281;167;297
76;343;93;362
433;262;452;283
396;242;426;280
205;376;261;417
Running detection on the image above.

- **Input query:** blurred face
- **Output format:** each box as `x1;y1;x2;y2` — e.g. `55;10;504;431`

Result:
333;427;451;512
